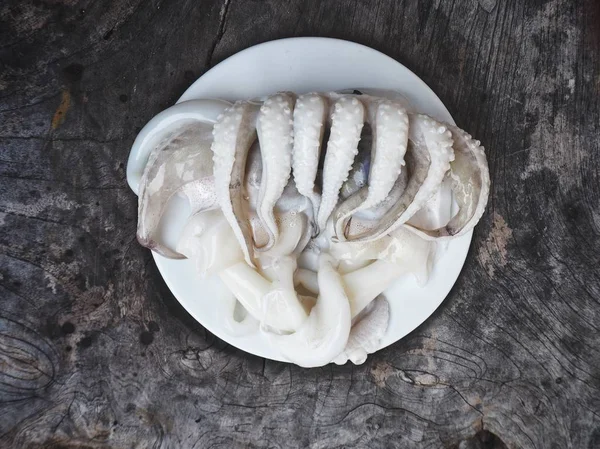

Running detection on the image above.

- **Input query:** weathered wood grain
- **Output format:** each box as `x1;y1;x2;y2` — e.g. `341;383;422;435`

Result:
1;0;599;448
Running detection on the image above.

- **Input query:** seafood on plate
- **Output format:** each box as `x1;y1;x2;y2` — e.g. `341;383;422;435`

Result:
130;91;490;367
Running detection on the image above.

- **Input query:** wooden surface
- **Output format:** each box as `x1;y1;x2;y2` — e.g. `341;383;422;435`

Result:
1;0;599;448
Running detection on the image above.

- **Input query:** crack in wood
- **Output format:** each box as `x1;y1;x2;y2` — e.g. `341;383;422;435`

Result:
205;0;232;68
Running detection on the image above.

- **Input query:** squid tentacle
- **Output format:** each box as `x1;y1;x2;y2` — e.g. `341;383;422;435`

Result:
406;124;490;239
292;93;328;226
346;114;455;242
333;97;409;241
316;95;365;231
211;101;261;266
256;93;296;250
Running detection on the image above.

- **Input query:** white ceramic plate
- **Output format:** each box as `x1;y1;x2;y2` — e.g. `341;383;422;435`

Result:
127;37;472;363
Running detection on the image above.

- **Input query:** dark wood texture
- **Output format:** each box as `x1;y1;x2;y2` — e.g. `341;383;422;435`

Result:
1;0;599;447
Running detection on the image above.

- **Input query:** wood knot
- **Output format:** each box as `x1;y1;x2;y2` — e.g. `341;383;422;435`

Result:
478;0;497;13
451;430;508;449
0;317;56;393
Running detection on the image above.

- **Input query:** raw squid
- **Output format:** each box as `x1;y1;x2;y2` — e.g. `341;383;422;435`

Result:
132;90;491;367
333;296;390;365
137;124;216;258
